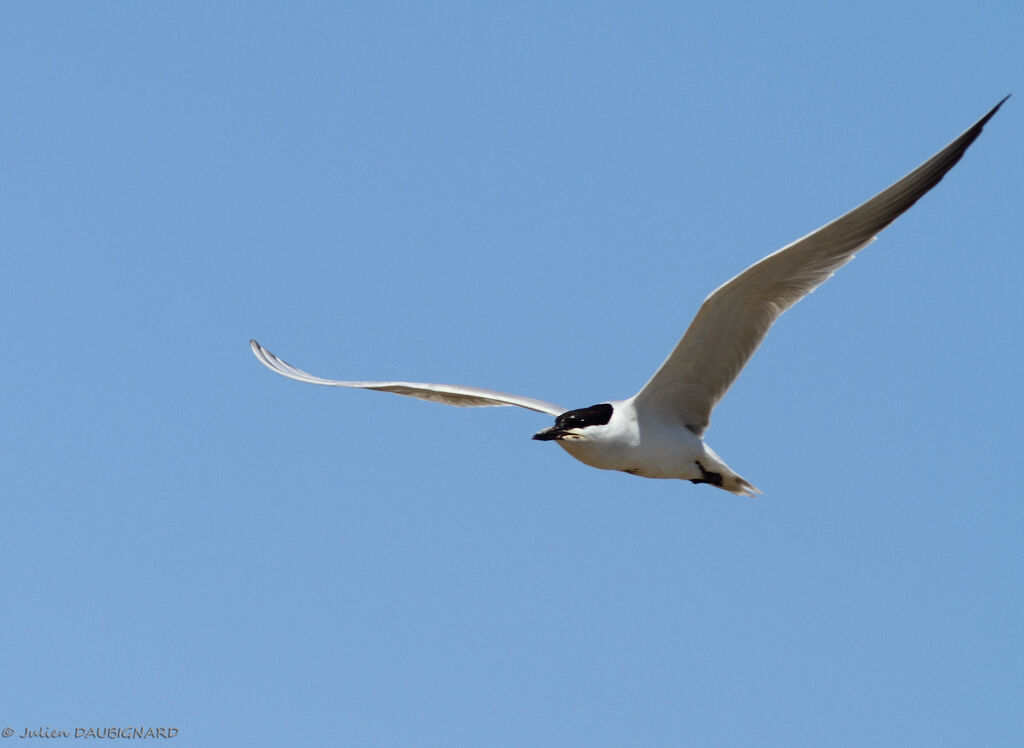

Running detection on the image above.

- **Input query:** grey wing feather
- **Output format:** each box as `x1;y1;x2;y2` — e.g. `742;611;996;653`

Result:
634;96;1008;435
250;340;567;416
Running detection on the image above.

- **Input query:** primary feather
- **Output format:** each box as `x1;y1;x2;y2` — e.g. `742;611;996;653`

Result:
250;340;567;415
634;96;1008;435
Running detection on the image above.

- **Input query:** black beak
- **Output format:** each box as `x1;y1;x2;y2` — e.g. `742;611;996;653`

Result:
532;426;565;441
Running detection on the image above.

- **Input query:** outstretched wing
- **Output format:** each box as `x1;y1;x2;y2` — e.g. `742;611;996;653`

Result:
634;97;1008;435
250;340;567;416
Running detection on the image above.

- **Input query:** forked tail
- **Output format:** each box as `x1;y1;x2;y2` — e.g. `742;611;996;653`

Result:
722;472;761;498
694;447;762;497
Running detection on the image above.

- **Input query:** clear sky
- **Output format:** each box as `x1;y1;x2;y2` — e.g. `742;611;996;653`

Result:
2;2;1021;746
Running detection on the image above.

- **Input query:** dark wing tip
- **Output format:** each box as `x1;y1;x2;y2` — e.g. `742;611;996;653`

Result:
976;95;1010;130
882;96;1009;225
943;96;1009;165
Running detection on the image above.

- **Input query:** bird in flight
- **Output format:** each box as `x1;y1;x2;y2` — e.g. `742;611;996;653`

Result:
252;97;1007;496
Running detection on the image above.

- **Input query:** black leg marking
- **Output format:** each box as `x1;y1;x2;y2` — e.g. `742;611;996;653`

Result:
689;460;724;487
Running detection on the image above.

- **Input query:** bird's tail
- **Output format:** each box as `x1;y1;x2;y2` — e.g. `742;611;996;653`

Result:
699;445;762;497
721;472;762;498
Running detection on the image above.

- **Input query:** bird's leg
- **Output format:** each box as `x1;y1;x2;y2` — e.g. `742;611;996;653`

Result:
689;460;724;487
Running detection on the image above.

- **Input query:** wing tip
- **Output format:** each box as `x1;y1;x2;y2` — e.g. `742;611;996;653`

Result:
249;338;269;363
977;94;1010;129
250;338;287;375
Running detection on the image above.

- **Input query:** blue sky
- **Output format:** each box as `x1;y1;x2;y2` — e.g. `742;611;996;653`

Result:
2;2;1021;746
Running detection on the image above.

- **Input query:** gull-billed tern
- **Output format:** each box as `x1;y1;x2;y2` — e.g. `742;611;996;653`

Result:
252;97;1006;497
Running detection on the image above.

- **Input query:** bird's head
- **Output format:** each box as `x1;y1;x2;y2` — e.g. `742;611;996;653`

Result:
532;403;614;442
